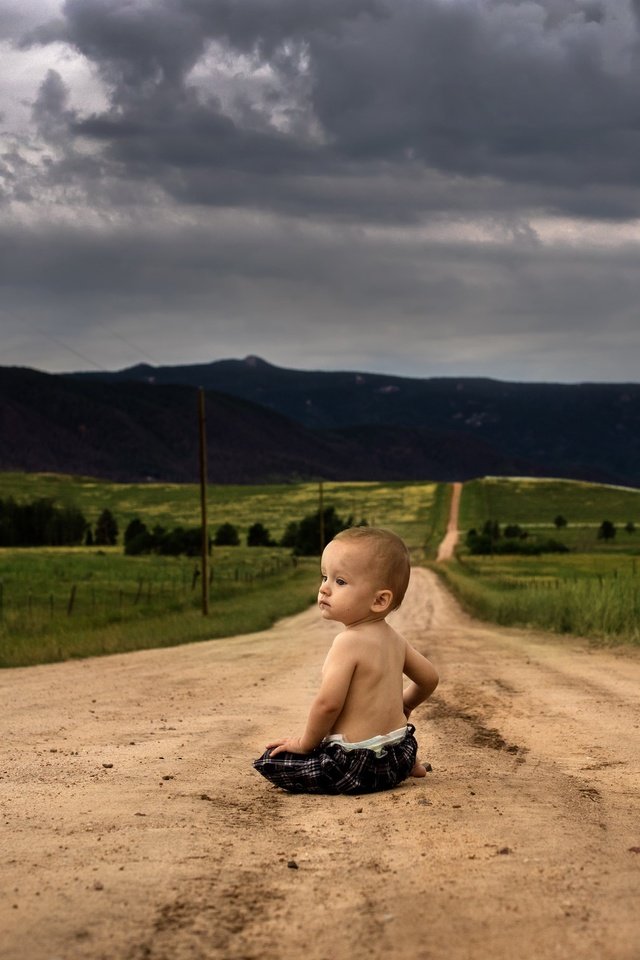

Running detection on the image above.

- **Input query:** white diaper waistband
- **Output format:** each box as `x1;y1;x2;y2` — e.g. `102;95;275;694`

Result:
323;725;410;758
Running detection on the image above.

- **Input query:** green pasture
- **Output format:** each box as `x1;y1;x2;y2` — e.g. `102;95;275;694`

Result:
0;474;445;667
460;477;640;546
0;548;319;668
440;478;640;645
0;473;440;551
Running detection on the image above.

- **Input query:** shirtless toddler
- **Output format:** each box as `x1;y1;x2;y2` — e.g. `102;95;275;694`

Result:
253;526;439;794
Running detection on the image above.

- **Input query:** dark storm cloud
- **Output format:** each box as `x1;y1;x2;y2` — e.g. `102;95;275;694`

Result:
4;0;640;381
3;208;640;381
19;0;640;222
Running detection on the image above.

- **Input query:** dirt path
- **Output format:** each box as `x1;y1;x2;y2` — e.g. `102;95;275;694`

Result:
436;481;462;561
2;509;639;960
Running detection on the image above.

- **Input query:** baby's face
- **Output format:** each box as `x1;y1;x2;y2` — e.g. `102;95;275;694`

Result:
318;540;388;626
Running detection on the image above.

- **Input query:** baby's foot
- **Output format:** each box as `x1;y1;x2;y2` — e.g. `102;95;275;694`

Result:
410;760;428;778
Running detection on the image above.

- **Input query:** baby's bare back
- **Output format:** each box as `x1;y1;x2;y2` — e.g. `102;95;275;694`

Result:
329;621;408;741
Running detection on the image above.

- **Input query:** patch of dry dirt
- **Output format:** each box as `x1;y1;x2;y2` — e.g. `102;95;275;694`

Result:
1;506;639;959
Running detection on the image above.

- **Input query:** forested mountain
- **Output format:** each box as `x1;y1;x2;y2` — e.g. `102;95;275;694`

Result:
1;359;638;485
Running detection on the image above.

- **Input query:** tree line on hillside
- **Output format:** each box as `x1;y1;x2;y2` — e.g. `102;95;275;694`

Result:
0;494;361;555
466;515;636;555
124;506;363;557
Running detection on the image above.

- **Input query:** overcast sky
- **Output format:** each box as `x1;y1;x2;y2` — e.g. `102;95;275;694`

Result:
2;0;640;382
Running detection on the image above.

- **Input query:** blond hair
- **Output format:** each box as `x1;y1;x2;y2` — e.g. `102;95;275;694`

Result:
332;526;410;610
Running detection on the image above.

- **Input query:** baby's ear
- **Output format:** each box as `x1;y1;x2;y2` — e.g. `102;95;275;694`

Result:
372;589;393;613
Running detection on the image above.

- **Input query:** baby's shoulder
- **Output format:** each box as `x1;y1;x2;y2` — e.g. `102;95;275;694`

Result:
331;628;360;650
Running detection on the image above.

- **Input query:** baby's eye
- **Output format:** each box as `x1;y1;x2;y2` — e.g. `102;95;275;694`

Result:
336;578;347;586
320;574;327;582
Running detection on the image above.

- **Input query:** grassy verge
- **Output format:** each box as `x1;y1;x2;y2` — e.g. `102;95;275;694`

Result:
0;559;318;668
437;478;640;645
436;556;640;645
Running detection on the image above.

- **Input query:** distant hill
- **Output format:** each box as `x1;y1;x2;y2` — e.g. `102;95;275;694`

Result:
0;359;638;485
0;367;354;483
67;356;640;487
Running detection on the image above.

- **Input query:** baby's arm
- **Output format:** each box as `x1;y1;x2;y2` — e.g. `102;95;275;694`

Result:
266;632;357;757
402;639;439;718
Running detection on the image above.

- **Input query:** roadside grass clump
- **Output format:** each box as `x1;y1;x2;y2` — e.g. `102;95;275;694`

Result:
440;478;640;645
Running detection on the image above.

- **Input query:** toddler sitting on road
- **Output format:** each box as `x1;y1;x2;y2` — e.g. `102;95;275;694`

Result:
253;526;439;794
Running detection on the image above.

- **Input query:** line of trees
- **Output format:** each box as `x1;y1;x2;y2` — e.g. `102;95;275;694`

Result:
0;499;120;548
0;497;87;547
466;515;638;555
466;521;569;556
123;506;364;557
0;498;360;556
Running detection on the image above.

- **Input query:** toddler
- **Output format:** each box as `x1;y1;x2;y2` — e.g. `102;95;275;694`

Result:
253;526;439;794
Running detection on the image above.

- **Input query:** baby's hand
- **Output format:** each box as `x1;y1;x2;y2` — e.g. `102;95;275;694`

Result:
265;737;311;757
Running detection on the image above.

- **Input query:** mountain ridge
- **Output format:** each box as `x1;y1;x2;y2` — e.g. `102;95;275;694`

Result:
1;359;638;486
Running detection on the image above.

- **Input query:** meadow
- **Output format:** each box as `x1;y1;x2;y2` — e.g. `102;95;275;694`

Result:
440;477;640;644
0;475;448;667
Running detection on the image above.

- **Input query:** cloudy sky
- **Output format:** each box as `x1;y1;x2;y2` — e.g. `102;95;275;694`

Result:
2;0;640;382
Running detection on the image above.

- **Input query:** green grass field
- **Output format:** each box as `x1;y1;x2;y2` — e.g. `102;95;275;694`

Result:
460;477;640;546
0;473;440;548
439;478;640;645
0;474;447;667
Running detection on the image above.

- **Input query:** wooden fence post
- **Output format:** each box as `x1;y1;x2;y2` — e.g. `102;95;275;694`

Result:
67;585;77;616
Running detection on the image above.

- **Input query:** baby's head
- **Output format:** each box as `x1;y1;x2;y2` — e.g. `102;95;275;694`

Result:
331;526;410;611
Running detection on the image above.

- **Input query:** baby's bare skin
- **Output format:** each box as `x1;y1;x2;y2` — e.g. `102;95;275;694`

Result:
266;539;438;760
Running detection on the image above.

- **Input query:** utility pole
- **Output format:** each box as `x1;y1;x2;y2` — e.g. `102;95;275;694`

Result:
198;388;209;616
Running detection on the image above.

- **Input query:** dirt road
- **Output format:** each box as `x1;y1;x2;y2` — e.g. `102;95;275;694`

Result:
436;481;462;561
1;523;639;959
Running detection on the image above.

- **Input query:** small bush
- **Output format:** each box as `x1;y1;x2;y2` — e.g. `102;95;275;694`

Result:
124;517;208;556
214;522;240;546
285;506;354;556
247;522;275;547
598;520;616;541
94;508;118;546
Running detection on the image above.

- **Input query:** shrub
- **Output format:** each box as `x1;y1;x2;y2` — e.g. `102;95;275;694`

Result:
504;524;524;539
95;508;118;546
214;522;240;546
124;519;208;556
280;521;299;548
285;506;353;556
598;520;616;541
247;522;275;547
466;525;568;556
124;518;147;547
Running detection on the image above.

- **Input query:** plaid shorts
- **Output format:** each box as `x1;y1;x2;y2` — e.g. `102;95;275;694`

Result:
253;724;418;795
